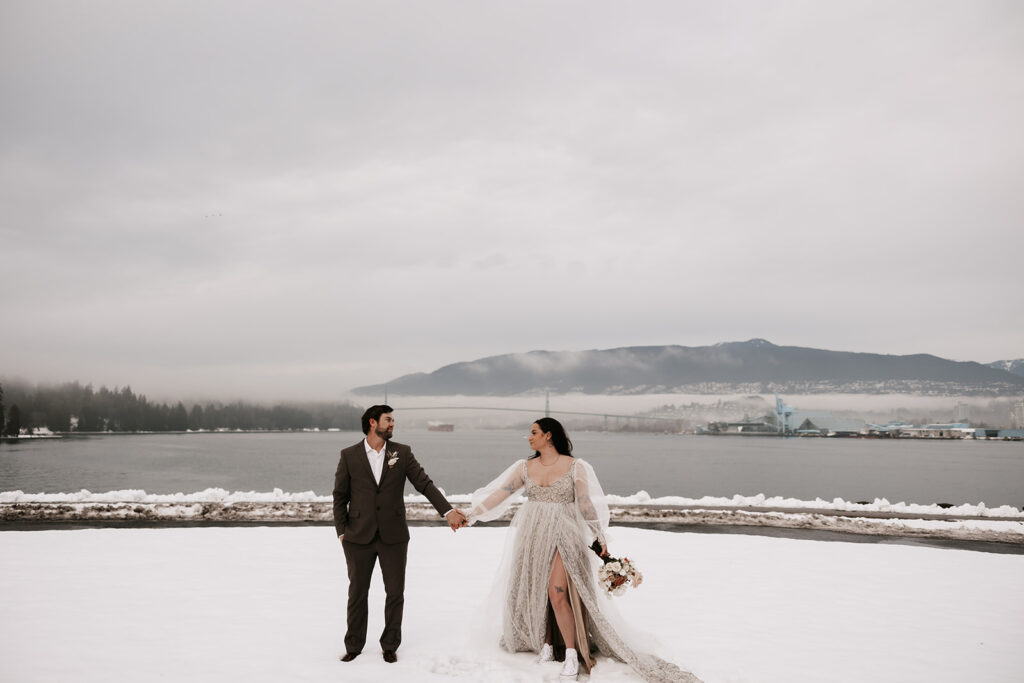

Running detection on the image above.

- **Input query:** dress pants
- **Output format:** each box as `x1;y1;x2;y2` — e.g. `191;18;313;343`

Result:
342;532;408;653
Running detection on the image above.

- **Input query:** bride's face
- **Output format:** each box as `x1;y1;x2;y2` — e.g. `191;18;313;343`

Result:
527;423;549;451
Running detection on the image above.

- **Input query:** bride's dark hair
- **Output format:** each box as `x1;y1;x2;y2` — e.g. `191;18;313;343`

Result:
529;417;573;459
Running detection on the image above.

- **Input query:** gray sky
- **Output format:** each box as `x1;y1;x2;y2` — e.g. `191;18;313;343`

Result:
2;1;1022;402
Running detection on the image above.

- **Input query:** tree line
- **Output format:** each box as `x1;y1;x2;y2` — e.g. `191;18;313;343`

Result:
0;380;363;435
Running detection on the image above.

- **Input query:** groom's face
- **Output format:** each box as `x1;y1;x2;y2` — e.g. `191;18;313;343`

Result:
373;412;395;440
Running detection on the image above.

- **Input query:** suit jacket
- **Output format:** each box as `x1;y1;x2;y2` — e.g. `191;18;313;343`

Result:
333;439;453;544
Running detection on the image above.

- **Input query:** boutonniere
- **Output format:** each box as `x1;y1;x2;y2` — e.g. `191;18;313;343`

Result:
387;450;399;469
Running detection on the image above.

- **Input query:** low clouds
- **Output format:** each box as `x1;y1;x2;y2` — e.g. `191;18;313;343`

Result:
1;1;1021;401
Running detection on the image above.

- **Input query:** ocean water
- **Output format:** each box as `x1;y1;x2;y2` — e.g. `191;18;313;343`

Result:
1;430;1022;508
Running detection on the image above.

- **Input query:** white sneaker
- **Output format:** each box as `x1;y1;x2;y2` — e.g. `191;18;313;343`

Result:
538;643;554;663
560;648;579;680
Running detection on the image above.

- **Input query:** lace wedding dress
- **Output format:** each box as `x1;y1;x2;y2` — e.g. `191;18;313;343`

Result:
467;458;702;683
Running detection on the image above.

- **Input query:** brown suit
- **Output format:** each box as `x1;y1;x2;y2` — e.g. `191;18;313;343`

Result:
333;439;453;653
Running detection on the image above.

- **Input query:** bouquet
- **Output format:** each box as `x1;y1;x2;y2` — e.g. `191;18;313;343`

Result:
590;540;643;597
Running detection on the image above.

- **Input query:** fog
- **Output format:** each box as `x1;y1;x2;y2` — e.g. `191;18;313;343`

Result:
367;392;1018;430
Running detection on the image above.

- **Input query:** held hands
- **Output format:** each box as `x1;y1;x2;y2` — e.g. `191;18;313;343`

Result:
446;509;469;532
338;511;467;541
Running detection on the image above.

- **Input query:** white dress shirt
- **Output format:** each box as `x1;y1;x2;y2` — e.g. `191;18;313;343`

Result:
364;439;387;484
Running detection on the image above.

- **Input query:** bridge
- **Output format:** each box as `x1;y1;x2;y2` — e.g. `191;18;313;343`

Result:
385;394;683;431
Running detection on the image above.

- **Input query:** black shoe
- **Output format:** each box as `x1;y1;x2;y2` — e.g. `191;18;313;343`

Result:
382;650;398;663
340;652;360;662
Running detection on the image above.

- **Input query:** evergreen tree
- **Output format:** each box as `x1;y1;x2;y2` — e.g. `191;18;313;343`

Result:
0;379;364;432
79;399;102;432
6;404;20;437
188;404;205;431
169;402;188;431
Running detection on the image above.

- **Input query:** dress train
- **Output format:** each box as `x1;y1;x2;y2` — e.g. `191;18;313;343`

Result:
470;459;703;683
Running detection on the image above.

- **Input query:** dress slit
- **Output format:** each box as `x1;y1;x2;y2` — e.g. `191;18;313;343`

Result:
566;574;594;673
485;458;702;681
546;543;595;673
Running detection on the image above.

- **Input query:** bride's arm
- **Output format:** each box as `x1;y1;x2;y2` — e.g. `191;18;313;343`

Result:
465;459;527;525
574;459;610;546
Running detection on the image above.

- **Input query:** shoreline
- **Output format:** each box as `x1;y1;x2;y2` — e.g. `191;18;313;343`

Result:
3;501;1021;550
3;517;1020;556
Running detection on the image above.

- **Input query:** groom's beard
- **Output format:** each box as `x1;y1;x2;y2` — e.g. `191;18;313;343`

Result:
375;426;393;441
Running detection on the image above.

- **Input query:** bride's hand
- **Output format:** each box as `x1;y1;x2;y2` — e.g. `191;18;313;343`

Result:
447;509;468;531
600;544;608;557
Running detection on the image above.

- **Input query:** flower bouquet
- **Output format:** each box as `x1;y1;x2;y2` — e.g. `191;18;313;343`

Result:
589;540;643;597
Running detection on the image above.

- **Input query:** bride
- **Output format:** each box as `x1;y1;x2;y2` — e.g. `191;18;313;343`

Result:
461;418;701;682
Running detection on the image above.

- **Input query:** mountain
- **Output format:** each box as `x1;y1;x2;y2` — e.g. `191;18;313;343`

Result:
987;359;1024;378
352;339;1024;396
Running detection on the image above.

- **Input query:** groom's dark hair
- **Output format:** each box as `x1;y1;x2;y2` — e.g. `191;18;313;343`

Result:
361;404;394;434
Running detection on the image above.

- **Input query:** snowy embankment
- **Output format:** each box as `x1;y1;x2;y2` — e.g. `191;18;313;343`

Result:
2;489;1023;544
2;526;1023;683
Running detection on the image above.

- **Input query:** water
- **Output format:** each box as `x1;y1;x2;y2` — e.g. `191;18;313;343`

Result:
1;430;1022;508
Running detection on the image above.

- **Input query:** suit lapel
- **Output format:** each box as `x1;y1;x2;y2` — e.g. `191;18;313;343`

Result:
353;440;376;485
378;440;397;488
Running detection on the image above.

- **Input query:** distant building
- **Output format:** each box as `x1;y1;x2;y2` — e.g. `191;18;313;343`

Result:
791;413;865;437
898;423;974;439
973;428;1024;441
865;422;914;437
702;420;777;435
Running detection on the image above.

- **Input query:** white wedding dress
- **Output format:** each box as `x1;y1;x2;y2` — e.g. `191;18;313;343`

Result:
467;458;702;683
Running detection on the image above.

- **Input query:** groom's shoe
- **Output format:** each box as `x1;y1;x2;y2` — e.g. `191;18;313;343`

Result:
340;652;360;662
382;650;398;663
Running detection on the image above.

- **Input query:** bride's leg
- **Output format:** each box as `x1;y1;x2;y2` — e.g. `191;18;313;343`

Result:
547;551;576;650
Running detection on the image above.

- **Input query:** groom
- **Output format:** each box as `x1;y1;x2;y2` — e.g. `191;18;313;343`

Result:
333;404;466;663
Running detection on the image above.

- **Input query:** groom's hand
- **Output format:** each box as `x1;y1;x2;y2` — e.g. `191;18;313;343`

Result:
446;509;468;531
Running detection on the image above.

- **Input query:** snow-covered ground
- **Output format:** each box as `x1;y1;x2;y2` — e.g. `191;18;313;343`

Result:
1;526;1022;683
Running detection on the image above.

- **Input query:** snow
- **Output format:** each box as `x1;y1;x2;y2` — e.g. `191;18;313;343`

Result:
0;487;327;505
1;526;1022;683
5;489;1023;544
2;488;1021;518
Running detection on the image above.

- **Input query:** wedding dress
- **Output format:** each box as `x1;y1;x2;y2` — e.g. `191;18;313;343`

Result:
467;458;702;683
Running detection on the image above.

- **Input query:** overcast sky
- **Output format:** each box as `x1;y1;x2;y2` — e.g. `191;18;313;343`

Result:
2;1;1022;402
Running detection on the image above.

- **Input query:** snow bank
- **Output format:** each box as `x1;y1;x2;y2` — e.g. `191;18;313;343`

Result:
4;488;1024;544
0;487;325;504
2;488;1021;518
603;490;1024;518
